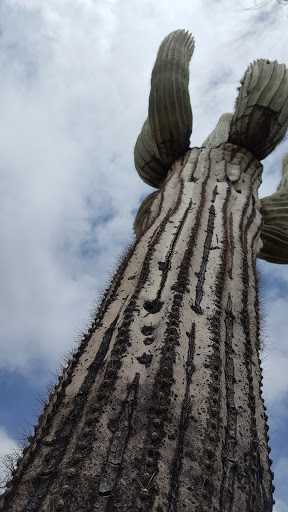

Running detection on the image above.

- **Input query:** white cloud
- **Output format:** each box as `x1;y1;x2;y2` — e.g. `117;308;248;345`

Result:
0;427;20;491
274;499;288;512
261;297;288;405
0;0;147;373
273;457;288;512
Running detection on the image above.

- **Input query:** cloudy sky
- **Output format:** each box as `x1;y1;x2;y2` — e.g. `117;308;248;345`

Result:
0;0;288;508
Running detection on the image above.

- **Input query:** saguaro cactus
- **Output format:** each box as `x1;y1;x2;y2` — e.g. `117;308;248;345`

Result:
1;30;288;512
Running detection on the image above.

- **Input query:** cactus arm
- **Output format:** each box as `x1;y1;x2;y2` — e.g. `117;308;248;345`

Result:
134;119;168;188
149;29;194;165
228;60;288;160
258;153;288;263
134;29;194;188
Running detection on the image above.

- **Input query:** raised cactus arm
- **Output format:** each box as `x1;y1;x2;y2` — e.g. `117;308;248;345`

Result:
228;59;288;160
258;153;288;263
134;29;194;188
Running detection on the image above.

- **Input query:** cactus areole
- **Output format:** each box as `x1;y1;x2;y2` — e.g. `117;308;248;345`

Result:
2;30;288;512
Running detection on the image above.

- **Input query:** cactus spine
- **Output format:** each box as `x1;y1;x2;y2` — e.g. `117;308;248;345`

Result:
2;29;288;512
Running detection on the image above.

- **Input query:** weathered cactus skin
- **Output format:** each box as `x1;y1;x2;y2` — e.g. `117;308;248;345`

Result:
2;29;288;512
1;146;272;512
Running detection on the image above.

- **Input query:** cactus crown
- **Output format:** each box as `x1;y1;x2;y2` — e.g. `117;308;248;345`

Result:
134;30;288;264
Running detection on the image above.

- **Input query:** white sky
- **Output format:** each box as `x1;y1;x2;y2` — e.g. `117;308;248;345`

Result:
0;0;288;508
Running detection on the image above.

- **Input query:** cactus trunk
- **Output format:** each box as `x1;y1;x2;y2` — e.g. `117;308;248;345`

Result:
1;145;274;512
